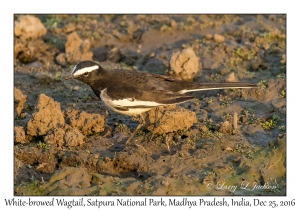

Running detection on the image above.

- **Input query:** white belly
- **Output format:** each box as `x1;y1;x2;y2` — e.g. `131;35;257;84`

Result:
100;88;155;116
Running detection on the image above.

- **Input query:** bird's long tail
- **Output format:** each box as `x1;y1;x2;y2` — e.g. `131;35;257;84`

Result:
179;82;257;94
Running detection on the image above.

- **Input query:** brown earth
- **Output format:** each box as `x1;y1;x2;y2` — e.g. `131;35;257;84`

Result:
14;14;286;196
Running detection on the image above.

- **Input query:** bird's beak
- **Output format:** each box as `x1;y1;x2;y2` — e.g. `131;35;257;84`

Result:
65;75;74;80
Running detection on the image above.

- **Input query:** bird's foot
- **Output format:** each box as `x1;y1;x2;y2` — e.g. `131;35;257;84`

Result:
125;114;145;146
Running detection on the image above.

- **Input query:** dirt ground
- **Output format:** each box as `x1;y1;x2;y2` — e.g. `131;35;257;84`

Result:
14;14;286;196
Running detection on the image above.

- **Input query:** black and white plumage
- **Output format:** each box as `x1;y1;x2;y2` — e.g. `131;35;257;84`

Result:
67;60;257;116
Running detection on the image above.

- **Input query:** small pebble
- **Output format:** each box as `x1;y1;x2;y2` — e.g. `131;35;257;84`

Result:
224;72;237;82
214;34;225;43
150;52;155;58
161;180;170;187
205;34;213;39
226;147;233;151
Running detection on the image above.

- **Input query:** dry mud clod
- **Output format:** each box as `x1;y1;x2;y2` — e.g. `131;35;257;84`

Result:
56;31;93;65
65;108;106;136
142;105;197;135
14;87;27;117
168;48;200;81
14;15;47;39
27;94;65;136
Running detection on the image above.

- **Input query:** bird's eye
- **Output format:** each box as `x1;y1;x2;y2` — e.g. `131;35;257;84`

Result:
83;72;89;77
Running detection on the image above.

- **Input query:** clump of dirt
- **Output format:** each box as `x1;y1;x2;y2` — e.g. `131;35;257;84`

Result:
15;39;56;64
14;15;47;39
44;125;84;147
142;105;197;134
65;108;106;135
14;87;27;117
14;91;107;148
27;94;65;136
43;127;65;147
56;31;93;66
17;93;107;148
63;126;85;147
14;126;28;144
14;15;56;64
168;48;200;81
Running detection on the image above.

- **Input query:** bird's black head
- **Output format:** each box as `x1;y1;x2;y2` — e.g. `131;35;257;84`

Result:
67;60;104;85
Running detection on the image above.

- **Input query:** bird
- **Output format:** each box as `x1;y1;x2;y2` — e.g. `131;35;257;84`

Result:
66;60;257;144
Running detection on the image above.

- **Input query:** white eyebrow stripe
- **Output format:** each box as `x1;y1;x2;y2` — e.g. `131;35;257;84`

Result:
72;65;99;76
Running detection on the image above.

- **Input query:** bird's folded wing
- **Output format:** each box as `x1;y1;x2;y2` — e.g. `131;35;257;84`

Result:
106;85;194;107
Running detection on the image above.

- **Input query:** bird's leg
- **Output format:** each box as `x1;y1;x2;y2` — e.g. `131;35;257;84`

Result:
126;114;145;145
149;107;159;141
